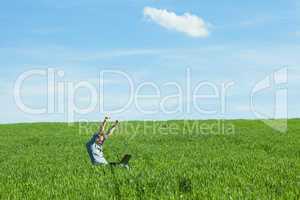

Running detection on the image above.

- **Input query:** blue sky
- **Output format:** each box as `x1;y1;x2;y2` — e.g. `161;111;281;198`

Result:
0;0;299;123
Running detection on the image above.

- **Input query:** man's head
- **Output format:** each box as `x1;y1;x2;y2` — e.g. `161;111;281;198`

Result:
97;132;105;144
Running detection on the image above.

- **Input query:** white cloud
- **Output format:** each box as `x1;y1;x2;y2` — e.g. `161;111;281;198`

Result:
143;7;209;38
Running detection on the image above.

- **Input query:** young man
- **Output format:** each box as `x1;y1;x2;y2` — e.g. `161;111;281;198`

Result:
89;117;131;168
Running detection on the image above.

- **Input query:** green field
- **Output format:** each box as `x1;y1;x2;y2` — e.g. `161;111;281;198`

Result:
0;119;299;199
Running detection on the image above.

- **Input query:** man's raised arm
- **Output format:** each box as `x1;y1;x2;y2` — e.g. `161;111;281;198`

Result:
106;120;119;137
98;116;109;136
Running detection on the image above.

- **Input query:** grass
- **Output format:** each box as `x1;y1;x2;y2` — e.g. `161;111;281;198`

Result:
0;119;299;199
